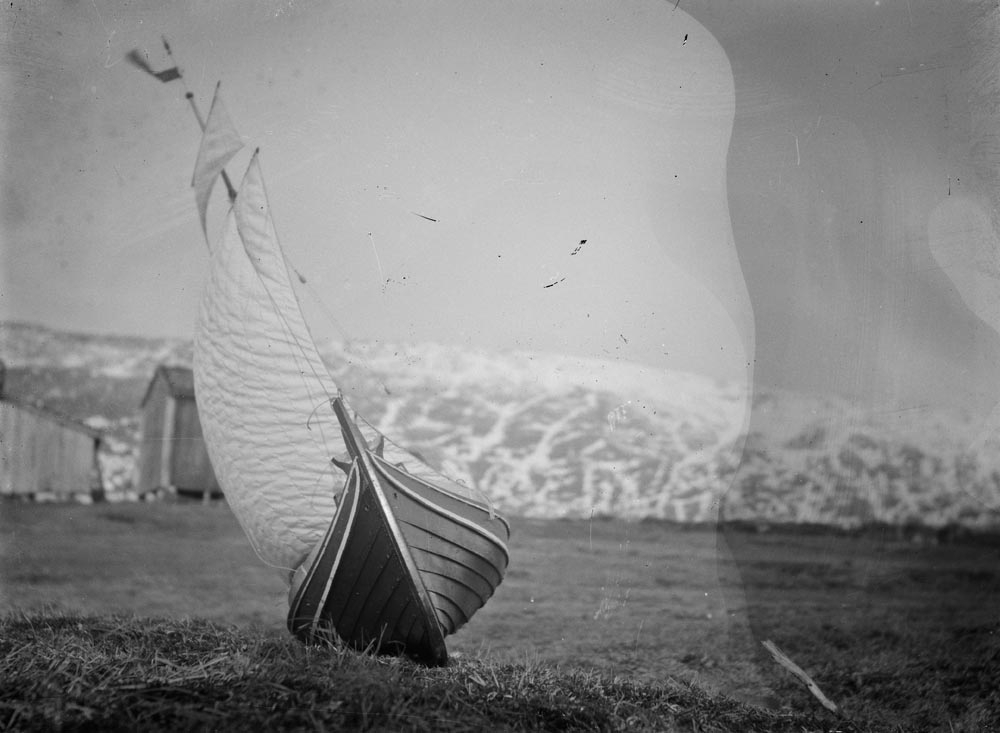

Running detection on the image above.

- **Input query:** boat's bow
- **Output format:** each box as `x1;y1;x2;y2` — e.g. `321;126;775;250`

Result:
287;398;510;663
188;85;510;664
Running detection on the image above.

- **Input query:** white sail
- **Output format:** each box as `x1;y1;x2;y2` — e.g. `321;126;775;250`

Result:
192;92;487;576
191;84;244;238
194;155;341;573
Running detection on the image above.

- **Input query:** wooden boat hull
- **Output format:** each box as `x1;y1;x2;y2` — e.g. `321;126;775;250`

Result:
179;93;509;663
287;399;510;665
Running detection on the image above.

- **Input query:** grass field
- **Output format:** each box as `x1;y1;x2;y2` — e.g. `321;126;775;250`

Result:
2;500;998;730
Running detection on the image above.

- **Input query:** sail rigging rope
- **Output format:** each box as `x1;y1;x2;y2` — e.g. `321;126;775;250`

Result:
149;41;501;555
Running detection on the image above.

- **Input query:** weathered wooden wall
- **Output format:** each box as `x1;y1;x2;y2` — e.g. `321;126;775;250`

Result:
169;398;219;493
137;375;169;494
0;402;99;497
137;368;220;496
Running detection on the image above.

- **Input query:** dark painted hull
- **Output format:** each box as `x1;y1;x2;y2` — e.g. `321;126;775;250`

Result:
287;399;510;665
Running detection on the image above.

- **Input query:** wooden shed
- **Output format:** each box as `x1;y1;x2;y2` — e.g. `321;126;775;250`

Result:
137;365;221;498
0;361;103;500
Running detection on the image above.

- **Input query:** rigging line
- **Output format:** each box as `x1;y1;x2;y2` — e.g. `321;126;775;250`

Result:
232;188;362;513
255;178;413;401
306;467;342;520
293;271;396;400
241;156;339;406
233;193;343;459
226;406;315;574
218;176;337;464
174;77;335;571
225;274;316;574
199;136;486;510
233;160;399;475
306;396;336;433
160;39;238;204
368;232;386;287
350;408;497;514
253;280;341;471
218;192;340;495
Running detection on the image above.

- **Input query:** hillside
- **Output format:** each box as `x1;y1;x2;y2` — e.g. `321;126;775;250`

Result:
2;321;1000;530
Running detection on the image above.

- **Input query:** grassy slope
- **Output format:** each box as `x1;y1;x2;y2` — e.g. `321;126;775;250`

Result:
718;526;1000;727
2;502;998;730
0;615;860;732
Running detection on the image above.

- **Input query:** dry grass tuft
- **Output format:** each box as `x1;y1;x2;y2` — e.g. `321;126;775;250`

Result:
0;613;879;732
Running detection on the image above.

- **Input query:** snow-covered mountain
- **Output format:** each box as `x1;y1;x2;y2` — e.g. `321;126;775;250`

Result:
318;340;1000;529
728;389;1000;530
0;321;191;376
3;321;1000;530
321;339;748;522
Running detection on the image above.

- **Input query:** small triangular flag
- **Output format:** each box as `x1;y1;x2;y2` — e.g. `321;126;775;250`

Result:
154;67;181;83
125;49;181;83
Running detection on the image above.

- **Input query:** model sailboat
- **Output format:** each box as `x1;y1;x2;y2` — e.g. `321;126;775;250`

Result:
133;50;510;665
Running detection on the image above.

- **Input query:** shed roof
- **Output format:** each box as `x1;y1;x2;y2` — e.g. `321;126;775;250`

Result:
141;364;196;407
0;395;103;440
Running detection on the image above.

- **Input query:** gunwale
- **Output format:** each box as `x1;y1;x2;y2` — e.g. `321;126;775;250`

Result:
287;398;509;664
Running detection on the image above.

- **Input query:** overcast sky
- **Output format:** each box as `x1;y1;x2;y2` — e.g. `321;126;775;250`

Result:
3;0;1000;420
2;0;751;386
